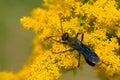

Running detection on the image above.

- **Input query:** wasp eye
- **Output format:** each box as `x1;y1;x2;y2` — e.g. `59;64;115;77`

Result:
62;33;69;41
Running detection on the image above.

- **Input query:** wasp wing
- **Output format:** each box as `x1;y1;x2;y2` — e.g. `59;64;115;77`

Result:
84;56;95;66
73;40;100;65
80;43;100;65
68;38;100;65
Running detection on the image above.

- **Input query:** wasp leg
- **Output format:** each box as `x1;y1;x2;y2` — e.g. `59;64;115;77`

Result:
78;52;81;67
75;33;80;39
52;49;74;53
75;33;84;41
81;34;84;41
47;36;68;44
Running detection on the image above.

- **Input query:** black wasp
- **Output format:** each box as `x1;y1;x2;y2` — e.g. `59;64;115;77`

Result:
47;18;100;67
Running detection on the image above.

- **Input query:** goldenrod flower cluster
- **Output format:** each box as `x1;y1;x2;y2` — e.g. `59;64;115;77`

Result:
1;0;120;80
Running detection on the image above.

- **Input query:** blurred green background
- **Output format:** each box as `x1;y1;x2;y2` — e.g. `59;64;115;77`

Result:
0;0;99;80
0;0;42;71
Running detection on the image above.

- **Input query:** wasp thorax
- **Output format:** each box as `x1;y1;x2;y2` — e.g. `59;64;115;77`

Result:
62;32;69;41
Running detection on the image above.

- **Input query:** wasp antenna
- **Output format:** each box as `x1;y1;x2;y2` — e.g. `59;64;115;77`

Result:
60;18;64;34
46;36;61;39
59;13;64;34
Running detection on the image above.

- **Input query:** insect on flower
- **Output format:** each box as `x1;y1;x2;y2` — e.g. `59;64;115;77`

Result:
47;18;100;67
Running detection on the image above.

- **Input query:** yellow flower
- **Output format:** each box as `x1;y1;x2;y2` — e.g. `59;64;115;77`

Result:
0;72;19;80
19;0;120;80
1;0;120;80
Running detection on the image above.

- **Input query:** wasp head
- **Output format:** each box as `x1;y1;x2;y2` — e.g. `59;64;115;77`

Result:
62;32;69;41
